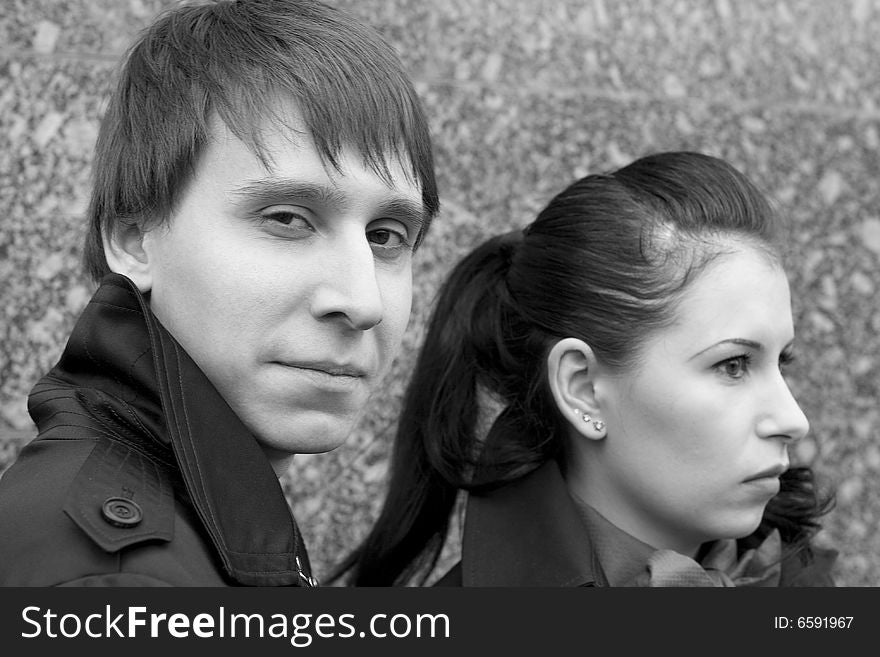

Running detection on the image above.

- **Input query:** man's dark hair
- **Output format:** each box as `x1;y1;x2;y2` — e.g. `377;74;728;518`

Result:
84;0;439;280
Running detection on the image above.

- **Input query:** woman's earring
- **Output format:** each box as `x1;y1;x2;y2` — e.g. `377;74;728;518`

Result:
575;409;605;434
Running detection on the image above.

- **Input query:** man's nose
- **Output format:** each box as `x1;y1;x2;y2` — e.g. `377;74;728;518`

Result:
309;232;383;331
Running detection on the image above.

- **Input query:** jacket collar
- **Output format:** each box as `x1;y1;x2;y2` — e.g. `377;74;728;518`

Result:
34;273;312;586
460;458;599;586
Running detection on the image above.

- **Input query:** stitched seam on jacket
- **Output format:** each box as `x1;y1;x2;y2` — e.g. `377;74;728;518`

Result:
169;340;222;548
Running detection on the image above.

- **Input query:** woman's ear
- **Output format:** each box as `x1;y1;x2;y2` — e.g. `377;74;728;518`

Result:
547;337;607;440
102;222;154;293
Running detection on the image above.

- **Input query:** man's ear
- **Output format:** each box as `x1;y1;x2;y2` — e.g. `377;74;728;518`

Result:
547;337;607;440
102;222;153;293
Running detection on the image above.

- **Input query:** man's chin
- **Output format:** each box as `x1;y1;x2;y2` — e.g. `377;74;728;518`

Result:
254;416;359;461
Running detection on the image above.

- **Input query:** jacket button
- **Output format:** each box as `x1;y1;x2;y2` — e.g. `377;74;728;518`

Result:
101;497;143;528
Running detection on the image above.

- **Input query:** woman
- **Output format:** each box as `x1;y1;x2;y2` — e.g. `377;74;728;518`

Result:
339;151;836;587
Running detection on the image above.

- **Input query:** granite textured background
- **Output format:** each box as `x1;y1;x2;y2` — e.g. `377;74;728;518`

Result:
1;0;878;587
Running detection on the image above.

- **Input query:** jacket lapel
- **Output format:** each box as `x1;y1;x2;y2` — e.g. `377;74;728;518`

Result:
81;275;311;585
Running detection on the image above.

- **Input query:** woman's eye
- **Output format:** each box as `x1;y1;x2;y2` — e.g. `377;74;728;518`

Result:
717;355;750;380
779;349;795;371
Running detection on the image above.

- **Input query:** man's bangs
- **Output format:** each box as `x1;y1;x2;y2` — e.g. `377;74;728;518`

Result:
212;69;437;229
213;83;414;178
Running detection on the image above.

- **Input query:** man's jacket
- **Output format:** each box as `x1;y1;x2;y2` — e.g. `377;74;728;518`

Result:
0;274;316;586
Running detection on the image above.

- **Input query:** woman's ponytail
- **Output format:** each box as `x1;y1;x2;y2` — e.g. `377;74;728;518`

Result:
338;231;529;585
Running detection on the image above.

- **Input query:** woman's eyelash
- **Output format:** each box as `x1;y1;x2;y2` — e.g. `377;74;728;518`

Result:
716;350;795;379
716;353;752;379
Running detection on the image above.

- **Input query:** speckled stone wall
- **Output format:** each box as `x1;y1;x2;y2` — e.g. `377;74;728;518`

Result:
1;0;878;587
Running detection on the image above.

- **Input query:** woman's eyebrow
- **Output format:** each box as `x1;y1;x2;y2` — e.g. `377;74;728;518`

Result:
688;338;764;361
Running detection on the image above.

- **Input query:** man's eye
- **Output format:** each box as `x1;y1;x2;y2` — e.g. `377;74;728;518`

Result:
368;229;404;246
367;222;410;249
259;206;314;229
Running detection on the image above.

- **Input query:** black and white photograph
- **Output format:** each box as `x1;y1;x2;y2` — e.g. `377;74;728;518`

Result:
0;0;877;650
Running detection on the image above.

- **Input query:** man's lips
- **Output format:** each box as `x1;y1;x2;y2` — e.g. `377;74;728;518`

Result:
274;361;369;378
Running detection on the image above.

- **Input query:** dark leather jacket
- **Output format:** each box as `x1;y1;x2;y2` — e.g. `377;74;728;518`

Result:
436;460;837;587
0;274;315;586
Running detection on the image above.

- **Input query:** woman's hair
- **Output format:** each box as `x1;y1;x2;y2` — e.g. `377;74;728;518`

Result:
83;0;438;281
338;151;833;586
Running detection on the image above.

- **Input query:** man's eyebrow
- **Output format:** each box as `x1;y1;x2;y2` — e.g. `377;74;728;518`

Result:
230;179;346;206
230;179;427;232
375;197;428;234
689;338;764;361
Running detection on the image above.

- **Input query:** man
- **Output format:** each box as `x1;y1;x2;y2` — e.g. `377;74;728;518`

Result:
0;0;438;586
